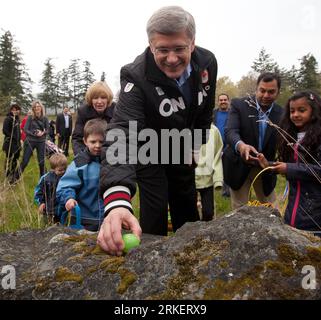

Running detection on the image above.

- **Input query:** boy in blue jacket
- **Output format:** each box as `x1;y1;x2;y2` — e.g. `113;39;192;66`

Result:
34;153;68;225
56;119;107;231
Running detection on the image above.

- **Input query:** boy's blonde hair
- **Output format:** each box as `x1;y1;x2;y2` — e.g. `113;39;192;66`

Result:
49;153;68;169
85;81;114;107
84;119;108;140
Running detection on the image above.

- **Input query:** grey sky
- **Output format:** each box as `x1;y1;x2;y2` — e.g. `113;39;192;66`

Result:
1;0;320;94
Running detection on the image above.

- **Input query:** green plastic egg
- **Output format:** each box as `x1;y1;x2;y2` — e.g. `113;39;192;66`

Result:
122;233;140;253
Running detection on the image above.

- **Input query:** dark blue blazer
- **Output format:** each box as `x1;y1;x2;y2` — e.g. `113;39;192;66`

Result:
222;96;283;195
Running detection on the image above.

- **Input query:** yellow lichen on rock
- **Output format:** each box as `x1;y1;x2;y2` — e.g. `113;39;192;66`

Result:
117;268;137;294
55;267;83;284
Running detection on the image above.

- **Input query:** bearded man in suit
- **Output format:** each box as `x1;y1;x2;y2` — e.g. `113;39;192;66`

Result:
222;72;284;209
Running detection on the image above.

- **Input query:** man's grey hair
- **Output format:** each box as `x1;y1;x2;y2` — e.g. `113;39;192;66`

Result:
146;6;196;41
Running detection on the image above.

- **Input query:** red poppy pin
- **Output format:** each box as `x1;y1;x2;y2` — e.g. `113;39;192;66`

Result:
201;70;209;84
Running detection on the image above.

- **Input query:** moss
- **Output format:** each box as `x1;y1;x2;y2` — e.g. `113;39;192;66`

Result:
64;233;108;257
64;234;96;243
264;260;295;277
20;271;36;283
117;268;137;294
277;243;321;271
149;237;229;300
306;246;321;263
204;249;270;299
85;266;99;276
204;277;253;300
98;257;137;294
1;254;15;263
66;255;86;263
219;261;229;269
33;278;51;295
72;241;88;253
301;232;321;243
99;256;125;273
277;243;302;262
203;263;306;300
204;274;304;300
90;244;108;256
55;267;83;284
204;243;321;300
78;244;107;257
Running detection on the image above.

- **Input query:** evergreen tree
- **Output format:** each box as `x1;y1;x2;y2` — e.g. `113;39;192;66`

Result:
39;58;57;113
68;59;82;110
297;53;320;93
56;68;70;107
0;31;33;113
251;48;280;74
79;60;95;103
282;65;300;93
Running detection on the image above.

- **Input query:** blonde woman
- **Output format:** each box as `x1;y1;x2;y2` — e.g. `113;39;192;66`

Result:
71;81;115;155
18;100;49;179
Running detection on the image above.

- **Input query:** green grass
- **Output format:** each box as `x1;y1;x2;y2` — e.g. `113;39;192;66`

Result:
0;146;45;232
214;191;231;218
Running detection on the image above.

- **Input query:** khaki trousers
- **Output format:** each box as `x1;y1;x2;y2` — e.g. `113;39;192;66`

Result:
230;167;276;210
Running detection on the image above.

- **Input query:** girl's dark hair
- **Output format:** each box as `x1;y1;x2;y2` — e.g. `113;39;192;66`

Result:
278;90;321;162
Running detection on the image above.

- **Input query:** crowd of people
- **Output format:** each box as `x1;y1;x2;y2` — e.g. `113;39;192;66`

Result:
1;6;321;254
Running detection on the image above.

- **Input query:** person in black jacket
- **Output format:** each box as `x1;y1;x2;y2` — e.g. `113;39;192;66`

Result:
222;73;283;209
97;6;218;255
56;106;72;156
71;81;115;156
2;103;21;183
17;100;49;179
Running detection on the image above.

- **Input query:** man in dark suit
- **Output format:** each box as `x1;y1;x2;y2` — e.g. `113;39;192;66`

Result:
56;106;72;156
222;72;283;209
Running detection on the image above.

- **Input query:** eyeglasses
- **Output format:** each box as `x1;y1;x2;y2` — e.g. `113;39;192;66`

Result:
154;45;189;57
